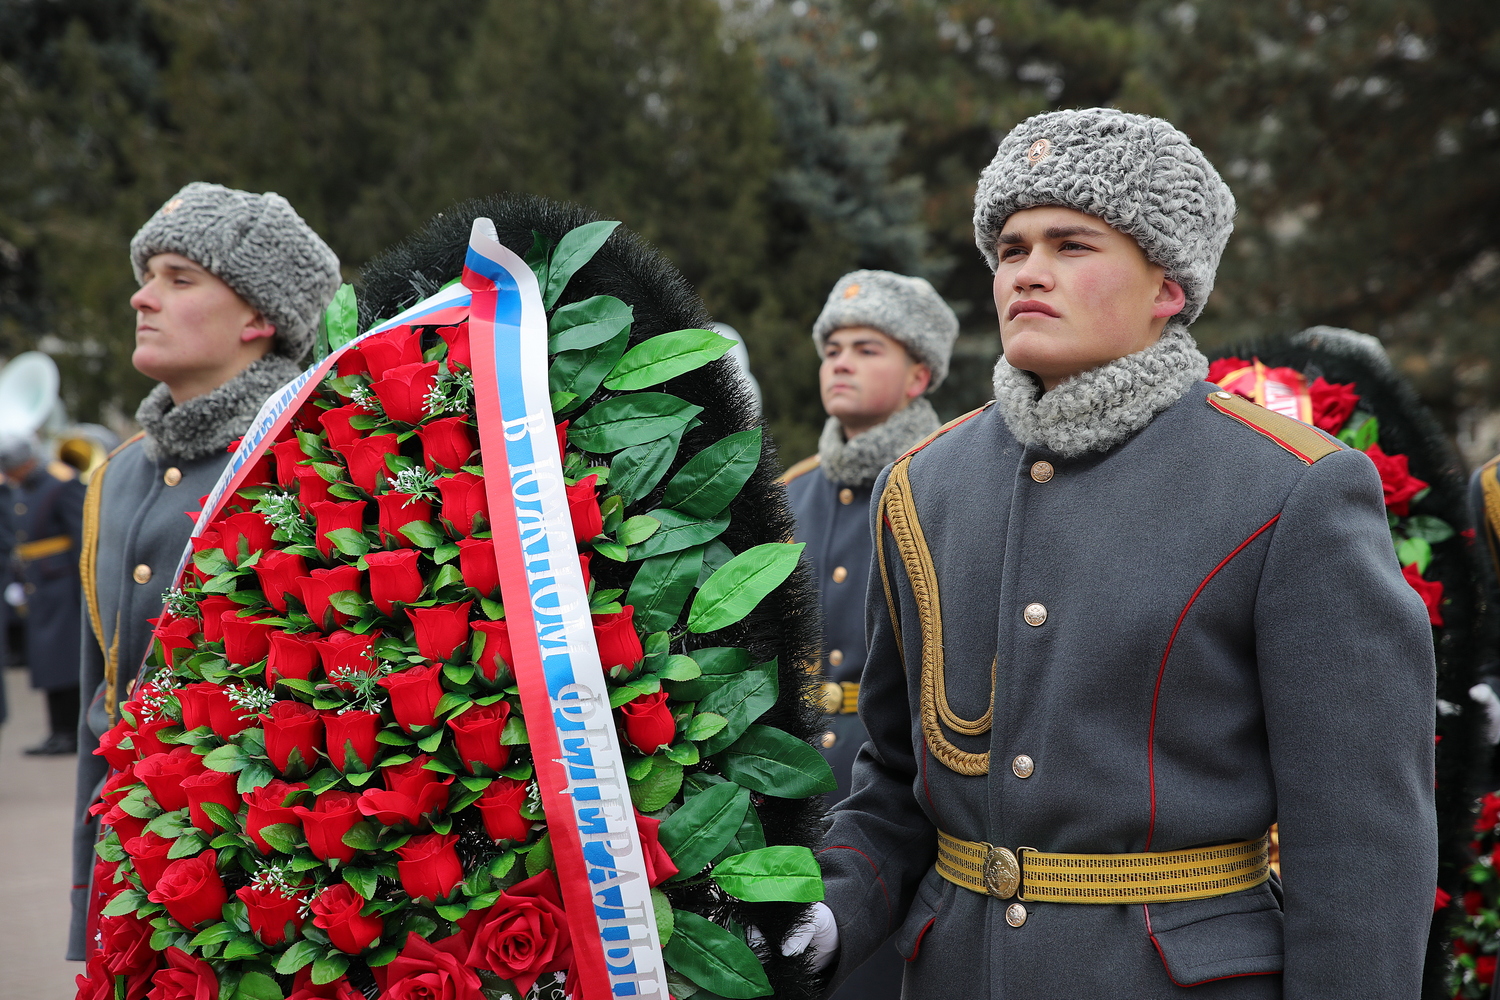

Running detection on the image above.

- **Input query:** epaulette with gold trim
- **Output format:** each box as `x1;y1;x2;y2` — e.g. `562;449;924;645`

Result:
899;402;993;462
1207;391;1342;465
777;454;821;485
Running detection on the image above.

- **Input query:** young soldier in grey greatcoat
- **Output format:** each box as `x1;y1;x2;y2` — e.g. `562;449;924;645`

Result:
69;183;340;959
786;109;1437;997
780;270;957;1000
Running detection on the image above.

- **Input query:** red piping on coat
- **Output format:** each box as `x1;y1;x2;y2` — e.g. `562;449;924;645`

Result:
819;845;893;931
1207;396;1322;464
1143;904;1282;986
907;917;937;963
1144;514;1281;850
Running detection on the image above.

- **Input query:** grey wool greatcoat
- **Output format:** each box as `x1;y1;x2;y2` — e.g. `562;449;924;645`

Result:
819;383;1437;999
8;463;87;691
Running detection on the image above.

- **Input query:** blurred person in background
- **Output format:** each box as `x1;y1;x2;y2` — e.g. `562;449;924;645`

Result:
780;269;957;1000
69;182;340;960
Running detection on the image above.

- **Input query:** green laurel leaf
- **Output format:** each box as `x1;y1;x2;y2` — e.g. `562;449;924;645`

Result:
663;910;773;999
695;659;778;755
658;781;751;881
628;508;729;559
569;393;703;454
626;545;705;634
709;845;825;902
661;428;762;518
549;294;634;352
688;542;805;633
716;725;836;798
603;329;735;391
542;220;620;309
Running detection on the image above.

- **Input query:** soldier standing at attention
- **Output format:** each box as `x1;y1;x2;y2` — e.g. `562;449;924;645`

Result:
780;270;957;1000
783;109;1436;997
69;183;340;960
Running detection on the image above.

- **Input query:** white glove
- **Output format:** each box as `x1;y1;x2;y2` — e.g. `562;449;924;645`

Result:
747;901;840;972
1471;683;1500;745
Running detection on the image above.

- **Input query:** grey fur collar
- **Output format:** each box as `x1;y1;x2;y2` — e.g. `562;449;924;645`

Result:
819;397;941;487
136;355;304;462
991;322;1206;458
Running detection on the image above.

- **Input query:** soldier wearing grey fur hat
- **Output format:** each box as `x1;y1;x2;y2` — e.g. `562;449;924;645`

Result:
69;183;339;960
787;109;1437;998
781;269;957;1000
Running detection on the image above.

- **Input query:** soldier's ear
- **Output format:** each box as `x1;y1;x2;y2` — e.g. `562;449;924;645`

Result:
906;363;932;399
1152;277;1186;320
239;312;276;345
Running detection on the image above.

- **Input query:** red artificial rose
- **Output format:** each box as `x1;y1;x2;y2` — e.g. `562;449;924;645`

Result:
1206;356;1248;386
457;537;500;598
309;500;368;559
407;601;472;662
189;531;222;584
436;471;488;535
221;613;275;667
236;883;307;946
146;946;217;1000
98;911;158;985
1307;376;1360;434
255;549;310;613
343;327;424;379
593;605;643;672
1402;562;1445;626
378;664;446;733
460;870;572;995
261;699;325;777
243;780;308;854
270;436;310;486
298;564;364;631
1432;886;1449;912
395;832;464;903
376;492;435;549
310;883;384;955
1481;955;1498;987
620;690;675;753
344;434;402;493
76;953;144;1000
181;769;241;835
147;852;227;929
555;420;569;458
295;468;334;505
473;777;531;843
319;404;369;448
176;682;230;736
1465;890;1485;916
633;809;679;886
123;831;176;891
418;416;477;473
438;325;470;368
1364;444;1428;517
471;619;514;684
239;450;274;491
292;790;364;864
127;712;175;759
101;803;150;846
357;756;452;827
196;595;238;644
371;360;441;424
135;747;205;811
447;702;511;774
98;768;138;809
267;630;322;688
323;709;381;772
151;616;200;665
316;630;378;681
1478;792;1500;833
579;551;593;591
95;722;139;771
367;549;425;614
376;933;482;1000
216;511;275;564
566;474;604;542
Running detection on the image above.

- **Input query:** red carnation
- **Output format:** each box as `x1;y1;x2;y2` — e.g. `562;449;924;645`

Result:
619;690;676;753
261;699;324;777
310;883;384;955
181;769;241;835
315;630;377;680
418;416;477;473
448;702;511;774
371;360;441;424
236;883;307;947
634;808;679;886
1364;444;1428;517
407;602;472;663
566;474;604;542
267;630;322;688
123;831;175;892
220;613;274;667
357;756;452;828
366;549;424;614
378;664;446;733
243;780;308;854
1307;376;1360;434
255;549;309;613
323;709;381;772
461;870;573;995
216;510;275;564
292;791;364;864
436;471;489;536
309;500;367;559
472;619;515;683
593;605;643;672
151;616;200;665
297;564;363;630
344;434;401;493
135;747;205;811
1402;562;1445;627
145;947;218;1000
438;325;470;368
147;852;227;929
270;436;310;486
319;405;368;448
196;595;238;643
457;537;501;598
473;777;532;843
395;832;464;903
376;492;434;549
295;468;334;505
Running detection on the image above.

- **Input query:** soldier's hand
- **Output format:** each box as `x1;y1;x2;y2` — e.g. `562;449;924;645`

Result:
746;901;839;972
1471;683;1500;745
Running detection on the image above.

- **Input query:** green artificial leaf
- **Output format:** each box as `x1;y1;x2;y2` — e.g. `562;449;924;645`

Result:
238;971;284;1000
525;833;554;878
718;797;767;862
189;922;238;949
663;742;700;765
222;935;264;961
194;548;234;577
656;654;702;681
201;802;239;833
325;528;371;557
501;716;529;745
275;939;322;974
341;823;379;852
146;810;189;839
202;744;250;774
399;520;445;549
630;509;729;559
550;391;578;412
629;755;685;813
324;284;358;353
593;540;629;562
1404;514;1456;545
659;782;752;880
669;647;753;701
710;846;825;902
603;329;735;391
433;542;461;565
617;514;662;546
696;660;778;755
342;866;379;900
311;952;351;986
569;394;703;454
549;329;631;410
549;295;634;352
609;677;663;710
683;712;728;742
95;835;126;863
625;546;705;634
717;725;836;798
695;540;735;588
662;428;763;519
651;886;675;946
167;833;208;859
257;823;301;855
524;230;551;290
607;427;687;506
663;909;773;999
1397;536;1433;574
1338;411;1380;451
327;591;370;618
543;220;620;309
689;543;804;634
102;889;147;917
237;760;276;794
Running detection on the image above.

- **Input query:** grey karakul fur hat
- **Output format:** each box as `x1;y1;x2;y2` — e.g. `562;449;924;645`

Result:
131;182;342;361
973;108;1235;325
811;269;959;390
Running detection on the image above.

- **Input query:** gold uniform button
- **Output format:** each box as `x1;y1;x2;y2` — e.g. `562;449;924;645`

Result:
1215;390;1233;400
1029;461;1054;483
821;731;837;749
838;488;854;505
13;502;25;515
828;649;844;667
163;467;183;486
1012;754;1035;779
832;566;848;584
820;682;844;715
1023;603;1048;627
132;564;153;585
1006;903;1028;927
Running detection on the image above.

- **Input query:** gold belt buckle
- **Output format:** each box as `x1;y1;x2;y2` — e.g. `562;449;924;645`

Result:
982;843;1021;899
